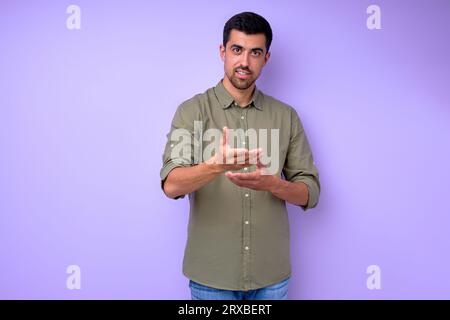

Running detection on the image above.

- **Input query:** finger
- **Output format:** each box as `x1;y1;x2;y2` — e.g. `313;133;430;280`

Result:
220;126;229;163
228;176;257;189
225;148;243;164
226;174;245;187
227;148;249;164
255;148;269;168
222;126;228;150
256;157;267;168
228;148;257;165
227;171;260;180
235;147;248;164
248;148;262;164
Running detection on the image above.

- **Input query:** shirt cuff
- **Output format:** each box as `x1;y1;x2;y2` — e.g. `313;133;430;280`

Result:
160;160;191;199
291;177;320;211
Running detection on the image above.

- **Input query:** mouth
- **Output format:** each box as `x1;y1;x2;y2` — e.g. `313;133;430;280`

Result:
235;68;251;79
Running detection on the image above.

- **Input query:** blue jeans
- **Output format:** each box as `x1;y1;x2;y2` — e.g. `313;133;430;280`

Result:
189;277;290;300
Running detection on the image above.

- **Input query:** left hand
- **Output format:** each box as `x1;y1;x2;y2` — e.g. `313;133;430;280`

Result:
225;162;279;192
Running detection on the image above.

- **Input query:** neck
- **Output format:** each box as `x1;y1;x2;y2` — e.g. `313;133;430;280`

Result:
222;76;255;107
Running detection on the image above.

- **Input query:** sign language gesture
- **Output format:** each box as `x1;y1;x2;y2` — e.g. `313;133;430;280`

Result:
205;126;262;173
225;157;277;192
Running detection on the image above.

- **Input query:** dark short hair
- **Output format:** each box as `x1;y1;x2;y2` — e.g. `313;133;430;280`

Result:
223;12;273;52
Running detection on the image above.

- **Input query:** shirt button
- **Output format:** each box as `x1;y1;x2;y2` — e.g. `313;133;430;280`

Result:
245;193;249;197
170;144;174;147
245;246;249;251
241;116;245;120
245;220;249;225
242;141;246;145
243;167;248;171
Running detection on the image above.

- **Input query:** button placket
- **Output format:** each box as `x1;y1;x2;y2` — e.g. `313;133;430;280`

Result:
240;107;251;290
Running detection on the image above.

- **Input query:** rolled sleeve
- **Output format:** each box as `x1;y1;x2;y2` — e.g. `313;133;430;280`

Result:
282;108;321;211
160;99;201;199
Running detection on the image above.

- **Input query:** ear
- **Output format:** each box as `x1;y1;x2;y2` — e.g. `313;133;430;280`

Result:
264;51;271;65
219;44;226;62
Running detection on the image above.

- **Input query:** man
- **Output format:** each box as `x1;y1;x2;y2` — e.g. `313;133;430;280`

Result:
160;12;320;300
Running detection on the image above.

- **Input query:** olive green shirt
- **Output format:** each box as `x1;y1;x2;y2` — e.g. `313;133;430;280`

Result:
160;79;320;291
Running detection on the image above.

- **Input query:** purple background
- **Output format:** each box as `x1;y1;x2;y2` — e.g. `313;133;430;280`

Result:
1;0;449;299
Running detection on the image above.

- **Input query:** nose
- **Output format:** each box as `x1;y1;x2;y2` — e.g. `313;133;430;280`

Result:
239;51;251;68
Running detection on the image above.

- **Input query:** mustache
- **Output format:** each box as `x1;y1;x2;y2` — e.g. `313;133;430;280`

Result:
235;67;251;73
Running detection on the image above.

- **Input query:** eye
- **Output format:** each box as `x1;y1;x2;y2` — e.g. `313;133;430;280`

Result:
252;50;262;57
232;47;241;54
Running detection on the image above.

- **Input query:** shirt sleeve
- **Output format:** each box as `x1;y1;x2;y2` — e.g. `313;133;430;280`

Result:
160;100;200;199
282;108;321;211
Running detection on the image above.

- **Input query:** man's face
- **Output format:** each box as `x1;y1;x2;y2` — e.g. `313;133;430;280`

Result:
220;29;270;90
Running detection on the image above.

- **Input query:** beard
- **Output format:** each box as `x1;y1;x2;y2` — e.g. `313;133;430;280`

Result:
227;69;256;90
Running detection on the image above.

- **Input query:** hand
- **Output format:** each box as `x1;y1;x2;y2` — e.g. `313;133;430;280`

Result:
205;126;262;173
225;161;279;192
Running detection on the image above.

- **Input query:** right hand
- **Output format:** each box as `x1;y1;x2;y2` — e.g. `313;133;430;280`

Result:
205;126;262;173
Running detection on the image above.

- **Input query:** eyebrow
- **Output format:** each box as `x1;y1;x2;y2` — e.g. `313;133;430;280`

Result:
230;44;264;53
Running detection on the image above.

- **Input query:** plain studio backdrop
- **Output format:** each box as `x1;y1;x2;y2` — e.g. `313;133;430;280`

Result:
0;0;449;299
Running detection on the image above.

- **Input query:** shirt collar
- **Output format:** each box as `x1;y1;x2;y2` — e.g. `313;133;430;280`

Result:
214;79;263;110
